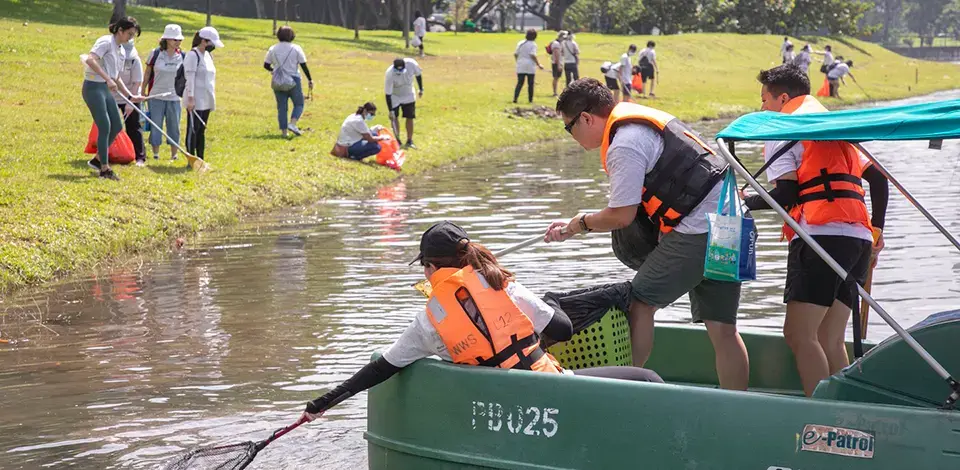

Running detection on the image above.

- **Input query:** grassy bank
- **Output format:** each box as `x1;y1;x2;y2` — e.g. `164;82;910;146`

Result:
1;0;957;293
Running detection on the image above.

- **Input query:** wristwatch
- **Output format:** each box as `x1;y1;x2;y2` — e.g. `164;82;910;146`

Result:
578;214;592;233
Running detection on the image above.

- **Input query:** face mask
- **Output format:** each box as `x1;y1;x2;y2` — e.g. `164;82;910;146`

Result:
394;68;405;74
365;113;375;122
205;44;216;52
122;41;134;53
628;51;635;56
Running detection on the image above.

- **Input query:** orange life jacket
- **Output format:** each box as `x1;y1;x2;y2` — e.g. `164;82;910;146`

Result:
599;102;728;233
775;95;872;240
424;266;562;373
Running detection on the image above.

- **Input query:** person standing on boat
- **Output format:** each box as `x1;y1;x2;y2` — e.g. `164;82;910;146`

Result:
299;221;664;422
748;64;889;396
544;79;750;391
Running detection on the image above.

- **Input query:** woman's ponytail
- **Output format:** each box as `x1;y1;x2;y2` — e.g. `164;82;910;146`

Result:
460;241;514;290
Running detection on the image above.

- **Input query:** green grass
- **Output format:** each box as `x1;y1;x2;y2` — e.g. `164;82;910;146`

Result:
1;0;958;293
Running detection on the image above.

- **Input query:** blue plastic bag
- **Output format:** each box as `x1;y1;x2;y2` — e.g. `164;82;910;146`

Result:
705;170;757;282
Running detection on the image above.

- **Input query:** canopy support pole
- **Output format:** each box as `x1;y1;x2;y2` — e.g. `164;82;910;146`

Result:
716;138;959;409
854;143;960;253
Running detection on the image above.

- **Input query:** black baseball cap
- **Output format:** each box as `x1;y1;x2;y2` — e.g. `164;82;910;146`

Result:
393;58;406;70
408;221;469;266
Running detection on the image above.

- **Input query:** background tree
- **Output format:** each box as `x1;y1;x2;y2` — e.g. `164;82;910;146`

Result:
110;0;127;23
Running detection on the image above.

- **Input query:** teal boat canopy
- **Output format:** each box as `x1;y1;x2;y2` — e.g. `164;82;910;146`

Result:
717;99;960;142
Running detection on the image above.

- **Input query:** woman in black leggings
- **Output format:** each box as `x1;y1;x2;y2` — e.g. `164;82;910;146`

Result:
512;29;544;104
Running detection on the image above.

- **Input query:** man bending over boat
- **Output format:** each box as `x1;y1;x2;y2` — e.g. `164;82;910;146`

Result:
300;221;663;421
747;64;888;396
544;79;750;391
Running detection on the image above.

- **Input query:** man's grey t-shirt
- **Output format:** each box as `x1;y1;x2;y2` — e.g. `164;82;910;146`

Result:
606;123;723;235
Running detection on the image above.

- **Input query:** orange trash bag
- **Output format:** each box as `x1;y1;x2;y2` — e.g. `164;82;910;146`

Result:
84;123;136;164
816;78;830;97
631;73;644;93
373;128;406;171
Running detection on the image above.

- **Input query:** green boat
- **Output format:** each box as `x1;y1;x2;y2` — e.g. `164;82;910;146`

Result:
365;100;960;469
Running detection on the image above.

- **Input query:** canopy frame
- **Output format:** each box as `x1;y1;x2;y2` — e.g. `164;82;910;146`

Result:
715;136;960;410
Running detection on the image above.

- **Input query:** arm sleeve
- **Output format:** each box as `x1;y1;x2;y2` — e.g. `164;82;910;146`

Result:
300;63;312;81
183;51;198;98
541;307;572;342
743;179;800;211
385;94;393;111
130;56;144;86
416;75;423;91
862;165;888;229
304;356;401;414
263;62;273;72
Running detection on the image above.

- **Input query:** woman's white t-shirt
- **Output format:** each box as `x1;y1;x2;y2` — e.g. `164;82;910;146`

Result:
148;48;184;101
112;47;143;101
515;40;538;74
265;42;307;79
561;39;579;64
85;34;124;82
414;17;427;37
337;113;372;146
183;48;216;111
382;280;556;368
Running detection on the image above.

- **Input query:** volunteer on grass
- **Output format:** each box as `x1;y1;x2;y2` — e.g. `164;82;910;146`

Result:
545;79;750;391
513;29;544;104
264;26;313;137
143;24;185;162
82;16;146;181
114;39;146;166
183;26;224;163
384;57;423;149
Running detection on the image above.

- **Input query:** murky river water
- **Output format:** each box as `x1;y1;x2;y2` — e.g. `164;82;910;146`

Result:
3;91;960;469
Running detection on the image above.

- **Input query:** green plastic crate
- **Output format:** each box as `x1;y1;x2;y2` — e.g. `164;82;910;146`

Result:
547;308;632;370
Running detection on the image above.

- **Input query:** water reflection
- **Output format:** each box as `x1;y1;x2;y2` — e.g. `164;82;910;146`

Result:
1;91;960;469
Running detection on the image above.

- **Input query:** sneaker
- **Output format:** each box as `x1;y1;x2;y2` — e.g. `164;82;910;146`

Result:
287;123;303;136
171;154;178;161
99;168;119;181
153;154;160;160
87;158;102;171
135;159;146;167
404;141;417;150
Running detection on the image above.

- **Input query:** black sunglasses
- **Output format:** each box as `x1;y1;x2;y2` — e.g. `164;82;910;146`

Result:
564;108;590;134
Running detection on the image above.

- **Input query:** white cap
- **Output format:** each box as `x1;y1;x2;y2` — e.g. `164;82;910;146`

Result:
198;26;224;48
161;24;184;41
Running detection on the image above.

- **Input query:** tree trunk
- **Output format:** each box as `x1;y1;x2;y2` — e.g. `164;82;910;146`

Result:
206;0;212;26
403;0;410;47
284;0;288;23
354;0;360;39
253;0;265;18
273;0;279;34
110;0;127;23
337;0;348;28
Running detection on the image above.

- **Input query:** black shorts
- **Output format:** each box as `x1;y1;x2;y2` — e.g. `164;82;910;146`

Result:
640;65;655;81
552;63;562;79
392;102;416;119
785;235;872;309
604;77;619;90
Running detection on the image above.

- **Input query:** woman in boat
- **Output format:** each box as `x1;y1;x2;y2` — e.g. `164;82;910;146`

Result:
748;64;888;396
301;221;663;421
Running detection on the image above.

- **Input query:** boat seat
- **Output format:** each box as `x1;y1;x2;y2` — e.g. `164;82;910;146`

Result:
814;309;960;408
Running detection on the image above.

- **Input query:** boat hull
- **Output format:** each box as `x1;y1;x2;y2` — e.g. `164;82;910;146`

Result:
365;325;960;469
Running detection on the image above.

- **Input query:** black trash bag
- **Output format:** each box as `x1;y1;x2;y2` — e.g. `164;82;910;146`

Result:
540;281;632;347
611;215;659;271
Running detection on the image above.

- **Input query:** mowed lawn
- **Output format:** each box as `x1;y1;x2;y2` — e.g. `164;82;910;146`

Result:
0;0;957;292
